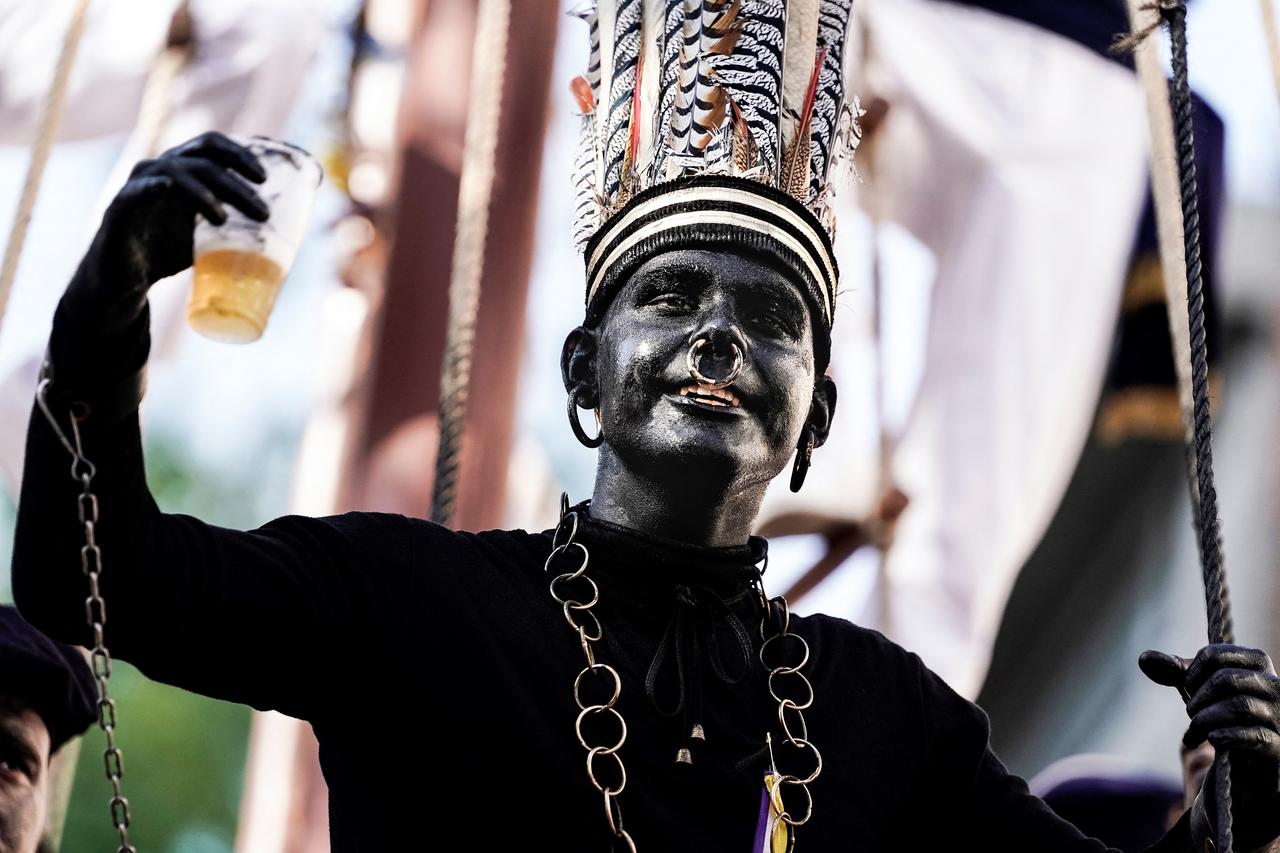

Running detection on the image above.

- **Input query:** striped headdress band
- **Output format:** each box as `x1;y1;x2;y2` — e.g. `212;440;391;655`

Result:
584;176;837;326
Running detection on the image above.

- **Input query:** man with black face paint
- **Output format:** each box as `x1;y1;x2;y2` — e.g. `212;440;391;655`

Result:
568;248;835;548
10;2;1280;851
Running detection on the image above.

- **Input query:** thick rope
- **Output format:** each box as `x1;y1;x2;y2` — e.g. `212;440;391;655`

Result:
429;0;511;526
1160;2;1233;649
1127;2;1236;848
1163;8;1235;846
0;0;94;330
1262;0;1280;112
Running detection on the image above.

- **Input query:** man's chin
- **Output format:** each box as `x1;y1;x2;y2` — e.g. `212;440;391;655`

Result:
608;402;778;481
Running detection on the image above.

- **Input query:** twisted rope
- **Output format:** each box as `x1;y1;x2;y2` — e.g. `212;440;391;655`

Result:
0;0;94;330
1132;2;1236;848
429;0;512;526
1122;1;1236;847
1164;5;1235;848
1159;1;1233;648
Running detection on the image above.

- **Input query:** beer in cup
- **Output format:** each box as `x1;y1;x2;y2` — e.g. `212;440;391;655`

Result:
188;136;322;343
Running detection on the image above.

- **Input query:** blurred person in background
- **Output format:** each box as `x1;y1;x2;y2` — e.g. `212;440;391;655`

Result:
0;606;94;853
1025;740;1229;851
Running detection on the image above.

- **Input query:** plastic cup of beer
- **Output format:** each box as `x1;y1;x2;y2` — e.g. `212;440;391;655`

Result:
187;136;322;344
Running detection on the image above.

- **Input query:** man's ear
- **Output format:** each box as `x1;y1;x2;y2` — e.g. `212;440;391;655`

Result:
561;326;599;407
809;376;837;448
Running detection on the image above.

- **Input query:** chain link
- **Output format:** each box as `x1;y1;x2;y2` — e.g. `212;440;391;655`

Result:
37;379;137;853
547;498;820;850
758;594;821;827
546;506;637;853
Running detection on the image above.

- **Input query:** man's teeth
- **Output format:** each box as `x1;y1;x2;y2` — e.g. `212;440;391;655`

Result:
678;384;741;407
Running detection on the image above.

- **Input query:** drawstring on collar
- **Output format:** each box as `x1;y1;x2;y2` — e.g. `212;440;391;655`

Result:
643;581;755;764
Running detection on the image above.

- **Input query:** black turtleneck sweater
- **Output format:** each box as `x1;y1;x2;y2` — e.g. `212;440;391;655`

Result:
12;403;1196;851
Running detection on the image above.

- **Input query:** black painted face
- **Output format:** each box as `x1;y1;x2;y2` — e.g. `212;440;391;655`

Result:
577;248;830;491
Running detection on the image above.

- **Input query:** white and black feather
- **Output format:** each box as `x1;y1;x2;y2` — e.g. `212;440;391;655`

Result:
808;0;851;201
602;0;642;200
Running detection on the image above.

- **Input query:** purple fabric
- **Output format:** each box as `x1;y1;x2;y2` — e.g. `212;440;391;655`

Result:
754;778;772;853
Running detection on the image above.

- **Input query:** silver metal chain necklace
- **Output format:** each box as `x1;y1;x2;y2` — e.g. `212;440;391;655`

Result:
544;496;822;852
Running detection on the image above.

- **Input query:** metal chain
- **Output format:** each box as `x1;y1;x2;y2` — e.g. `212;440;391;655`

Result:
757;592;822;829
545;505;636;853
36;378;137;853
546;498;820;850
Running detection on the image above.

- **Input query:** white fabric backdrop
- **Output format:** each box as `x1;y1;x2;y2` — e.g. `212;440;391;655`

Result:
758;0;1151;699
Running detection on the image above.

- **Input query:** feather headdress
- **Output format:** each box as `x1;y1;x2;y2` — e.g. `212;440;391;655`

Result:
570;0;860;329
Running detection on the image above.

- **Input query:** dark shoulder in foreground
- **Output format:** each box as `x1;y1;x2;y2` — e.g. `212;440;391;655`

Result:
792;609;934;678
392;514;555;579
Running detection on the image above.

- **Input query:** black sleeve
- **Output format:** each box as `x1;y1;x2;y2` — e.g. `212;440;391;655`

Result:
11;391;415;721
908;661;1194;852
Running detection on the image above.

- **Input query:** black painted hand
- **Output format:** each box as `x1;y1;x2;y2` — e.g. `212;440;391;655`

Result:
60;131;269;339
1141;645;1280;849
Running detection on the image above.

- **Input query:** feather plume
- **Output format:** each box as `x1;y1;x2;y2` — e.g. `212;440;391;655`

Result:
690;0;742;153
571;77;600;249
778;0;819;152
572;113;601;249
632;0;666;180
572;4;603;102
780;47;823;200
570;10;603;249
808;0;852;200
728;93;759;174
719;0;783;174
570;0;856;254
652;1;688;181
614;48;647;208
603;0;643;202
702;126;731;172
712;53;778;175
670;0;703;161
626;51;644;170
595;0;617;188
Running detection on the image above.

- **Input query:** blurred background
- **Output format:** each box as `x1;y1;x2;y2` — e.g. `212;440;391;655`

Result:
0;0;1275;850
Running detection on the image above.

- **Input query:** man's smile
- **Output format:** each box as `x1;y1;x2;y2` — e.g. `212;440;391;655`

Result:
677;382;742;408
666;381;748;417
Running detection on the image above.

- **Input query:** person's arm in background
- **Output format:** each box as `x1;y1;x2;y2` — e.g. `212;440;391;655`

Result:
11;132;414;720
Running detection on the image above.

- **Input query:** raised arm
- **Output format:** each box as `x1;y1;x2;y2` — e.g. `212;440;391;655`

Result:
10;133;412;720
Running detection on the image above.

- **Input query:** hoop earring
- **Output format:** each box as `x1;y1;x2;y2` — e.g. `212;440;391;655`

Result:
789;425;816;493
567;389;604;448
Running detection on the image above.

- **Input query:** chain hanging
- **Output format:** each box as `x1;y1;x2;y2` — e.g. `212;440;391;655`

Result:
546;503;637;853
36;378;137;853
758;592;822;831
546;498;821;851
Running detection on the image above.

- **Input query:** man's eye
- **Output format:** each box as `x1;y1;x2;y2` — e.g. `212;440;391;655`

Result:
0;756;30;781
754;311;794;337
649;293;694;310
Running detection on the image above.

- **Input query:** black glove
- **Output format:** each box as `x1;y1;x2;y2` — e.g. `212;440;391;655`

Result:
46;132;268;419
1141;645;1280;850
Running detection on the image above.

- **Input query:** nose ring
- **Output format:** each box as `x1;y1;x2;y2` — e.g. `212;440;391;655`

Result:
686;337;743;389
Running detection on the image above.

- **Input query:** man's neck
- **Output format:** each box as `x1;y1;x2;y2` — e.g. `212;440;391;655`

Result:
587;449;765;548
